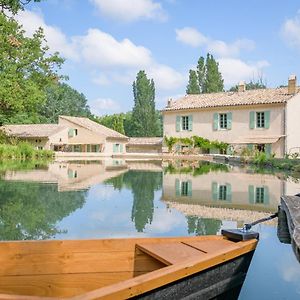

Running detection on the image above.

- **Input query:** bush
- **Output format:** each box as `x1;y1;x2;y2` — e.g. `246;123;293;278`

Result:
293;164;300;173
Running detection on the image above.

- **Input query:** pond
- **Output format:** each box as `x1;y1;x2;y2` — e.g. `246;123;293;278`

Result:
0;158;300;299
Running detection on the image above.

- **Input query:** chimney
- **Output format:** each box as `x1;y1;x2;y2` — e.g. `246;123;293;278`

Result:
238;81;246;92
167;98;173;108
288;75;297;94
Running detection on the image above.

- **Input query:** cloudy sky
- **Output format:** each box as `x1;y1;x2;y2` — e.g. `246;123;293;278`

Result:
18;0;300;115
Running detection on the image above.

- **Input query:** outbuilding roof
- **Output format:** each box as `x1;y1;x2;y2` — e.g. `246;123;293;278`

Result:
2;124;67;138
163;87;299;112
59;116;128;140
127;137;163;146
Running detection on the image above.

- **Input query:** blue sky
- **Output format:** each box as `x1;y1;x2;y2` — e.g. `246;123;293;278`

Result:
17;0;300;115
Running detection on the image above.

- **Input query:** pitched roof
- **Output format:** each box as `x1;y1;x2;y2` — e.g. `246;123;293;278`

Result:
2;124;67;138
163;87;299;112
128;137;163;146
59;116;128;139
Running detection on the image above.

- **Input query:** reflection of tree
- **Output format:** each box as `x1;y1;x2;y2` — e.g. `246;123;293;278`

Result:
0;181;86;240
187;216;222;236
105;171;162;232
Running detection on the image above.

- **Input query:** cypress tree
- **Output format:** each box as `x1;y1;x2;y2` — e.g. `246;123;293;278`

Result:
204;54;224;93
197;56;205;93
131;70;159;137
186;70;200;94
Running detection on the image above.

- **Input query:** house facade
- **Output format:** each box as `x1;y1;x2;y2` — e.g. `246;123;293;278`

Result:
2;116;129;156
162;75;300;157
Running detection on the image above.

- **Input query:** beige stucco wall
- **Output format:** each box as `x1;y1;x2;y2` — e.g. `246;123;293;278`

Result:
47;128;69;149
23;138;49;150
286;93;300;154
162;168;284;212
163;104;285;157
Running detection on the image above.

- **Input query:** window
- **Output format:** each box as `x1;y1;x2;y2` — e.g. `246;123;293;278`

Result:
175;179;192;197
256;112;265;128
219;113;227;129
181;181;189;196
181;116;189;131
74;129;78;136
255;187;265;203
256;144;265;152
218;185;227;200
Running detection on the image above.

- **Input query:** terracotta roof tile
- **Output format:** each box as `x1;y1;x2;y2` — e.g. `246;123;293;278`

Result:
163;87;299;112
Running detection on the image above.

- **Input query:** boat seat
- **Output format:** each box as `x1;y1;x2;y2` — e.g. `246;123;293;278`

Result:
136;239;239;265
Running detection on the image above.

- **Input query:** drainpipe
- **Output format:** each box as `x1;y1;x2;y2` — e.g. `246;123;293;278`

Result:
283;104;287;156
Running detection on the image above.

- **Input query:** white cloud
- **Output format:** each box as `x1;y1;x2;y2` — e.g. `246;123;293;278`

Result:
175;27;255;57
90;0;167;22
218;58;269;86
281;12;300;50
75;28;152;68
175;27;207;47
92;74;111;86
15;10;78;60
90;98;121;115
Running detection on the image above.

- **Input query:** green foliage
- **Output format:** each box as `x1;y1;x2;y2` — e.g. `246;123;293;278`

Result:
229;78;266;92
187;53;224;94
0;0;41;14
186;70;200;94
164;136;178;152
253;151;268;166
39;83;91;123
0;12;64;125
131;70;160;137
187;216;222;236
293;164;300;173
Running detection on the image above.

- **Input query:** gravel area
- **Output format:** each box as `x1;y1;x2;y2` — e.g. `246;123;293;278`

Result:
166;202;277;226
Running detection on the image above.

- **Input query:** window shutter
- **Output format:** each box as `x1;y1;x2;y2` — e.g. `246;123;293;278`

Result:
212;182;218;200
263;186;270;205
227;112;232;130
247;144;253;151
213;113;218;131
176;116;181;132
188;115;193;131
265;144;272;157
226;183;232;202
120;144;123;153
249;111;255;129
248;185;255;204
175;179;180;196
187;180;192;196
264;111;270;129
87;144;91;152
68;129;74;137
95;145;100;152
113;144;117;153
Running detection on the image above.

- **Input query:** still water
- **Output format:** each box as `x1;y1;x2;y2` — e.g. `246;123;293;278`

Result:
1;159;300;299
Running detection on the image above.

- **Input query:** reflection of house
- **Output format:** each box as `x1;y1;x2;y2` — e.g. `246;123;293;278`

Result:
163;76;300;157
162;168;284;212
1;116;128;156
4;160;128;191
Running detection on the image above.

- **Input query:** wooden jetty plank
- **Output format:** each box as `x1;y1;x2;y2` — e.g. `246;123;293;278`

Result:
71;240;257;300
136;242;206;265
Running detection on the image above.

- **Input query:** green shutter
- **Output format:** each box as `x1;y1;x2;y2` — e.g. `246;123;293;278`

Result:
265;144;272;157
213;113;218;131
87;145;91;152
120;144;123;153
248;185;255;204
247;144;253;151
68;129;74;137
226;183;232;202
249;111;255;129
176;116;181;132
187;180;192;196
263;186;270;205
175;179;180;196
264;111;270;129
227;112;232;130
188;115;193;131
95;145;99;152
226;145;234;155
212;182;218;200
113;144;117;153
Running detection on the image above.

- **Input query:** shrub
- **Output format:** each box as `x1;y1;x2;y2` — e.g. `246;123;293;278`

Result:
293;164;300;173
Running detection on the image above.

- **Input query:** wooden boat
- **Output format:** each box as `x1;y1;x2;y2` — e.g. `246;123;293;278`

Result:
0;234;258;299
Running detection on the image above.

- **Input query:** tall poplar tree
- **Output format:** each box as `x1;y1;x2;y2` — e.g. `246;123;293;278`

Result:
197;56;205;93
186;70;200;94
131;70;159;137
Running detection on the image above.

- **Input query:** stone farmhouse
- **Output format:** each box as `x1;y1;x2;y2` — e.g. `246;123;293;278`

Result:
162;75;300;157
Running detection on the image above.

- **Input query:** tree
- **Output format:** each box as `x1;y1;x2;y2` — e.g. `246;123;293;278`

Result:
96;113;126;135
39;83;91;123
0;12;64;125
204;53;224;93
186;53;224;95
187;216;222;236
0;0;41;14
229;78;266;92
131;70;160;137
186;70;200;94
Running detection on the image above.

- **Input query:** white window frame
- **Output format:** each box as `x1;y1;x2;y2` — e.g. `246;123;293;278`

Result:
219;113;228;129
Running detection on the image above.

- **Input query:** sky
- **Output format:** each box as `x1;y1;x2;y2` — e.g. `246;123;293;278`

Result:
17;0;300;116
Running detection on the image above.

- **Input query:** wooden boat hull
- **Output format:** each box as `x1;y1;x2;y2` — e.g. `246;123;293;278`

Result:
0;235;257;299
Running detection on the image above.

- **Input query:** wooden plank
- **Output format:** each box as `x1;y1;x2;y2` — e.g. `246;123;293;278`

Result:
0;272;140;298
71;240;257;300
136;242;206;265
182;239;239;254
